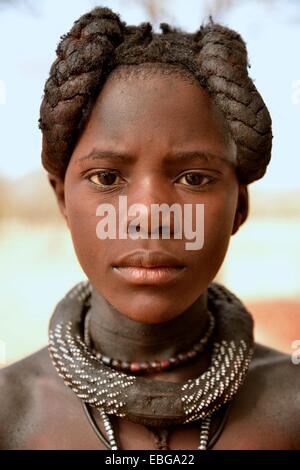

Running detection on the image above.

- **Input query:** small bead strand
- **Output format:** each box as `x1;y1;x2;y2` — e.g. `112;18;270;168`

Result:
198;415;212;450
85;309;215;375
100;410;118;450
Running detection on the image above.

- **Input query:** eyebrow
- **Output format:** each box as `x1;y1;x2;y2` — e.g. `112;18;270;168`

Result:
165;150;233;165
77;149;135;164
76;148;234;166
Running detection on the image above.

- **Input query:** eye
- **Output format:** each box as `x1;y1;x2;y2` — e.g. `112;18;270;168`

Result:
87;170;122;187
177;172;214;188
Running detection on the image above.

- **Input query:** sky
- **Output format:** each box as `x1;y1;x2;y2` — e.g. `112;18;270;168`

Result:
0;0;299;190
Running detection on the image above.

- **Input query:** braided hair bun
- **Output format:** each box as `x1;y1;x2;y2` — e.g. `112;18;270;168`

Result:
39;6;272;184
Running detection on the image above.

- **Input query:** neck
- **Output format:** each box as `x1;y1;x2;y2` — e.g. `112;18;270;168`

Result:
87;287;210;363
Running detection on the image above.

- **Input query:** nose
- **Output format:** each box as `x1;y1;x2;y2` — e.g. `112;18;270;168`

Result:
123;175;179;238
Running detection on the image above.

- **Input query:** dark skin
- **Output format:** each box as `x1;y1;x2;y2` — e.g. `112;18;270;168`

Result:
0;69;299;450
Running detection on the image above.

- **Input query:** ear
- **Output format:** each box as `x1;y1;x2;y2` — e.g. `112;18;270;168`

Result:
232;184;248;235
48;173;69;226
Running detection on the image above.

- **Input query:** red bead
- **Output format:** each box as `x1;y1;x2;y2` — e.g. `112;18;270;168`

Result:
187;350;197;359
169;357;179;366
160;360;170;370
130;362;141;373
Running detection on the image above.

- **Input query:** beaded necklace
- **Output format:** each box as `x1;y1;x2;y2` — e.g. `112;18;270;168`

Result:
48;281;254;447
83;308;215;375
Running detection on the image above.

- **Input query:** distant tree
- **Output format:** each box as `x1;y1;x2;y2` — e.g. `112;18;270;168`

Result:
1;0;298;18
202;0;277;17
131;0;296;21
131;0;168;22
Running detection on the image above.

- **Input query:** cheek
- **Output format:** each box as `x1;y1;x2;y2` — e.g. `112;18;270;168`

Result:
201;186;238;269
63;178;111;280
182;182;239;294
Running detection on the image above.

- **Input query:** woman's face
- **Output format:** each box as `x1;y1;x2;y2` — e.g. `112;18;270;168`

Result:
53;67;246;324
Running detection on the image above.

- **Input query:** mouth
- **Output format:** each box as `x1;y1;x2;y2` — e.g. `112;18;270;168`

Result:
112;250;186;285
112;266;186;285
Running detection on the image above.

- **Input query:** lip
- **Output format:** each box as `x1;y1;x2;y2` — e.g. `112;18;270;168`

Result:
113;249;186;269
112;266;186;285
112;250;186;285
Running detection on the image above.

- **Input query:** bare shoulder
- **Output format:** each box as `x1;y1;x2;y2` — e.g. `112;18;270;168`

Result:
0;347;69;449
0;346;57;395
238;342;300;448
250;342;300;386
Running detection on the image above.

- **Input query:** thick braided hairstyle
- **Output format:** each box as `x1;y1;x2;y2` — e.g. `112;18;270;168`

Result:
39;6;272;184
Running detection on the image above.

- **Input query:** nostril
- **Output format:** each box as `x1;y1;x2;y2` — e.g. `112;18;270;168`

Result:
128;223;141;235
156;225;171;237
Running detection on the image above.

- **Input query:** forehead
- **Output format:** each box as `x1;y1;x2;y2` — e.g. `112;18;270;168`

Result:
73;64;235;159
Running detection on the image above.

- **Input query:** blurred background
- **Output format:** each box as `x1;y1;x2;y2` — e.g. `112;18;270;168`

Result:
0;0;299;366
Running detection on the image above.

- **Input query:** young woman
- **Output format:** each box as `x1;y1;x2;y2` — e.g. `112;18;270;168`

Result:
0;6;299;450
